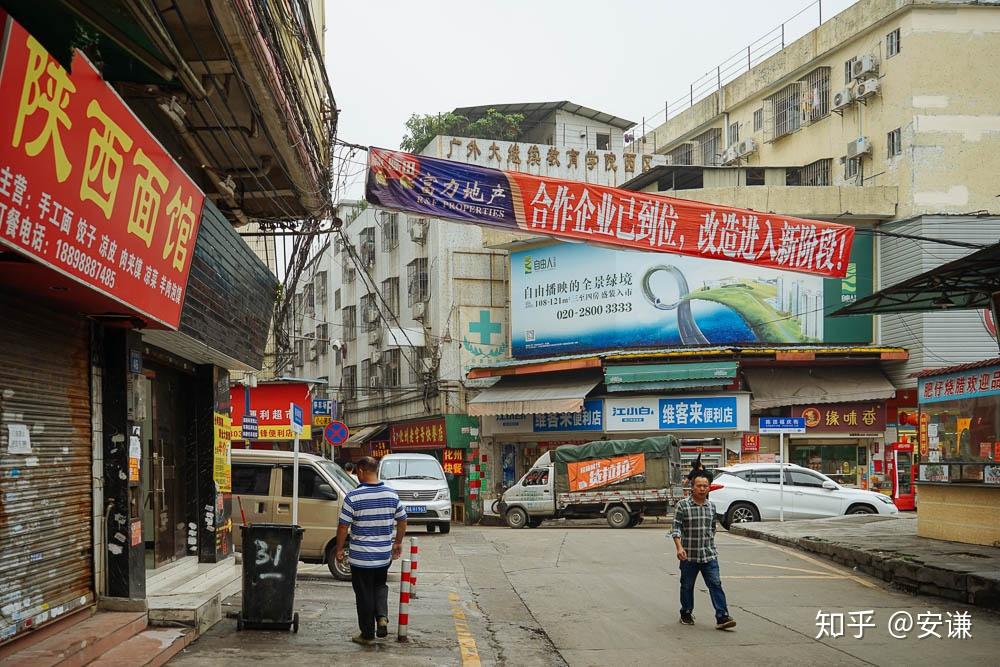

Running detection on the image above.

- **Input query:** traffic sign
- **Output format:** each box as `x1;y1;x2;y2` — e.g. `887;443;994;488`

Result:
313;398;333;416
758;417;806;434
291;402;303;435
242;415;259;440
324;420;350;446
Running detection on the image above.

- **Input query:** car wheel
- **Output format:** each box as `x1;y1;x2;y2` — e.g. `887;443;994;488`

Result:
506;507;529;529
726;502;760;526
426;524;436;533
606;505;631;529
847;504;876;515
326;543;351;581
438;522;451;534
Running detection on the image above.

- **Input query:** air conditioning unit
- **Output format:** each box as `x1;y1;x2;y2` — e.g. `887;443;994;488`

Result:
851;54;878;80
832;87;854;111
370;350;381;364
721;145;739;166
369;374;380;389
846;136;872;159
409;220;427;243
368;329;381;345
412;301;426;321
736;137;757;158
855;77;879;100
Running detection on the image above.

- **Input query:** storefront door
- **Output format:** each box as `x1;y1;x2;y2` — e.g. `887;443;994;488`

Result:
145;368;190;568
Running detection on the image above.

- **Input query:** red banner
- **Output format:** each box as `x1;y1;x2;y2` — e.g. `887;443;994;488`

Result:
0;19;205;328
230;383;312;440
741;433;760;453
566;453;646;492
390;418;447;449
442;448;464;475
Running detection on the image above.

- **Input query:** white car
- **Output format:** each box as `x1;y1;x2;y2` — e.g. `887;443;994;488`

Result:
708;463;898;529
378;453;452;534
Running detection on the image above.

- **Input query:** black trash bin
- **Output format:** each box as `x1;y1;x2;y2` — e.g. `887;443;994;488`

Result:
237;524;304;632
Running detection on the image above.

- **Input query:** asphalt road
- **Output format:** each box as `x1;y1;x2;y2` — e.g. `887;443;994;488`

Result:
170;521;1000;666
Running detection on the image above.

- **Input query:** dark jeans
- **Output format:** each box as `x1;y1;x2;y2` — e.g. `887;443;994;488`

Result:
351;565;390;639
679;558;729;622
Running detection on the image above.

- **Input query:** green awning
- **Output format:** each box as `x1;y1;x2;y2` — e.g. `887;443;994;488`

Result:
604;361;737;393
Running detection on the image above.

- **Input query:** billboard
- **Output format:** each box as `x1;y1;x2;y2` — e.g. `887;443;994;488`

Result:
0;18;205;329
230;383;312;441
366;147;854;278
567;453;646;492
510;238;872;357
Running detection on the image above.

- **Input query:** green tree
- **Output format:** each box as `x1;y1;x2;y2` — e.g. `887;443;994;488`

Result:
400;108;525;154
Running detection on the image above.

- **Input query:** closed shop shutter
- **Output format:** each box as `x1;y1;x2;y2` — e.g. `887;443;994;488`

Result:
0;294;93;644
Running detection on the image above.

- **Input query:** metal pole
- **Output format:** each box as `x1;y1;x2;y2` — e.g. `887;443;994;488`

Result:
665;101;669;121
292;401;300;527
409;537;419;599
397;559;411;642
690;84;694;107
782;23;785;49
747;45;751;71
778;432;785;522
717;66;721;92
819;0;823;24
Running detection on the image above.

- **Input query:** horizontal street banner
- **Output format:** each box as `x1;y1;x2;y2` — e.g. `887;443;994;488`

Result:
366;147;854;278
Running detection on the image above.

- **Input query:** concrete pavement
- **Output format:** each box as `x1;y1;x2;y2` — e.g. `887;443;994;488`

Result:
170;523;1000;666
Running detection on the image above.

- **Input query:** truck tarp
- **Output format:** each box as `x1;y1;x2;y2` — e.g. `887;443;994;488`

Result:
552;436;680;494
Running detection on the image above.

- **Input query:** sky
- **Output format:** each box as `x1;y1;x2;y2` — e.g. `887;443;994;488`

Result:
324;0;859;199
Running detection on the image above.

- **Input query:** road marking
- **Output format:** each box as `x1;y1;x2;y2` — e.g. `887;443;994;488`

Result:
725;534;880;589
733;561;839;576
726;575;852;579
449;592;481;666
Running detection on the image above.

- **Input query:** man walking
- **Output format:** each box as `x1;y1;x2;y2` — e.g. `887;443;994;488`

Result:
335;456;407;646
671;471;736;630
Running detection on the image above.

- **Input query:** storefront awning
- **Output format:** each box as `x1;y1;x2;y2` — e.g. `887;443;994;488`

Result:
468;373;601;416
343;424;387;448
605;361;737;393
745;367;896;410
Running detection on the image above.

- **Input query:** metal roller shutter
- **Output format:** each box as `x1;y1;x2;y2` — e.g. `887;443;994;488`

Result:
0;294;93;644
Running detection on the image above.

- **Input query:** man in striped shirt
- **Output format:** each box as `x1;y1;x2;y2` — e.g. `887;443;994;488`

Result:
335;456;407;645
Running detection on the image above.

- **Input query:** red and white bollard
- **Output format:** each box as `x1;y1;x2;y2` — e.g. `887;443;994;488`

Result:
397;558;411;642
409;537;419;599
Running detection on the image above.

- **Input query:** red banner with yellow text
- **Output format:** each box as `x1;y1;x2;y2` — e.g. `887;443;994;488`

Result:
566;453;646;492
0;18;205;328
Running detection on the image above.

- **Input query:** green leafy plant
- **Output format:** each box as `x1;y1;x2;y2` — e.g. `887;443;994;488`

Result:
401;108;525;154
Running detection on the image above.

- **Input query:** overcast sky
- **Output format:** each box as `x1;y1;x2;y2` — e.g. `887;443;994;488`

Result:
325;0;859;198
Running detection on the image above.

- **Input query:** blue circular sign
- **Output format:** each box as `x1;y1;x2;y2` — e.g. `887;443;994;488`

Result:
324;420;350;446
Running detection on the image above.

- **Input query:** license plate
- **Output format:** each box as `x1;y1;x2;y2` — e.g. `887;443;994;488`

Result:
406;505;426;514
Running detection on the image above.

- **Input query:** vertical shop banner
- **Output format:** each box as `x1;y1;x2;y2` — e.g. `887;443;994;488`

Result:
367;148;854;278
567;453;646;492
213;412;232;492
509;239;872;357
442;448;464;475
0;19;205;328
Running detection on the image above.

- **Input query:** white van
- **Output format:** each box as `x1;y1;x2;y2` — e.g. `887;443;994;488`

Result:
378;453;452;533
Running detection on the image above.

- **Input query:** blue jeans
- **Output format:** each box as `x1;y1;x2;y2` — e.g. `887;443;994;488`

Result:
679;558;729;622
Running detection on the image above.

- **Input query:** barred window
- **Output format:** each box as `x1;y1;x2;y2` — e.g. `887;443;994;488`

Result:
407;258;429;306
694;128;722;166
384;348;401;387
342;365;356;399
382;277;400;316
342;261;355;284
359;227;376;266
360;294;377;332
382;213;399;251
801;158;832;186
801;67;830;121
409;347;427;385
667;142;693;166
360;359;371;391
765;83;801;140
342;306;356;341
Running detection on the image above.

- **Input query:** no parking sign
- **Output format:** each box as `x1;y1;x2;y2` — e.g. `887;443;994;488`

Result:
324;420;350;446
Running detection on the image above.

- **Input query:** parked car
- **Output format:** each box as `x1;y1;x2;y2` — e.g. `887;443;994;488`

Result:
378;453;452;533
709;463;898;529
231;449;357;580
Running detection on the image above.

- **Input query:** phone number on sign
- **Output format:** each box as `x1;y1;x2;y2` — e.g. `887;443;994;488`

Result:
55;239;117;289
556;302;632;319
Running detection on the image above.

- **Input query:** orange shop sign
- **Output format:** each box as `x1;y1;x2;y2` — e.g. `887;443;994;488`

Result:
567;453;645;492
0;18;205;329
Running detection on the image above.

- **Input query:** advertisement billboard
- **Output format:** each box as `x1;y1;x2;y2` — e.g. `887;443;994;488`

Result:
510;238;872;357
230;383;312;441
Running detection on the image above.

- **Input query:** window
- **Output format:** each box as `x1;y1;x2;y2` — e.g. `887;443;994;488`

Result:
886;28;901;58
232;464;272;495
360;359;371;390
409;347;427;384
382;213;399;251
334;289;341;310
801;158;832;186
728;122;739;147
316;324;329;356
844;57;857;84
596;133;610;150
303;283;315;314
789;470;826;488
523;469;550;486
765;83;800;140
746;168;765;186
280;465;335;500
343;365;357;399
294;339;304;367
382;277;400;316
407;258;429;306
359;227;376;267
801;67;830;121
694;128;722;166
843;155;859;181
753;108;763;132
749;469;782;484
342;306;356;341
667;142;694;166
384;348;401;387
342;261;355;284
360;294;377;332
380;458;445;481
887;128;902;157
785;168;801;186
314;271;327;305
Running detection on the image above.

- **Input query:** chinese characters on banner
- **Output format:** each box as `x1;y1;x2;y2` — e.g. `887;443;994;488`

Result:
390;418;447;449
442;448;464;475
213;412;232;492
0;19;205;328
918;364;1000;404
366;147;855;278
566;453;646;492
741;433;761;453
230;383;313;441
792;402;887;433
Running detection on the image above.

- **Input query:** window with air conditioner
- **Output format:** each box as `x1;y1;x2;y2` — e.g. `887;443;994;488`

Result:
342;306;357;341
407;258;429;306
887;128;902;158
382;277;400;316
382;213;399;251
844;58;857;84
596;133;610;150
343;365;356;399
887;28;901;58
384;348;401;387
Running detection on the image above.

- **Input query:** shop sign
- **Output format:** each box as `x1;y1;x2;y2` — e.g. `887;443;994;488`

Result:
606;395;747;432
984;465;1000;485
391;417;447;449
0;19;205;329
567;453;646;492
741;433;760;453
486;399;604;435
443;448;464;475
366;441;390;459
918;363;1000;404
213;412;232;492
791;402;886;433
230;383;312;440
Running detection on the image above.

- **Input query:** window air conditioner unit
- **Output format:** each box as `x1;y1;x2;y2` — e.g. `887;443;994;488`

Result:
409;221;427;243
736;138;757;158
846;136;872;159
369;375;380;388
855;78;879;100
412;301;426;321
851;54;878;80
721;146;739;166
832;87;854;111
370;350;381;364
